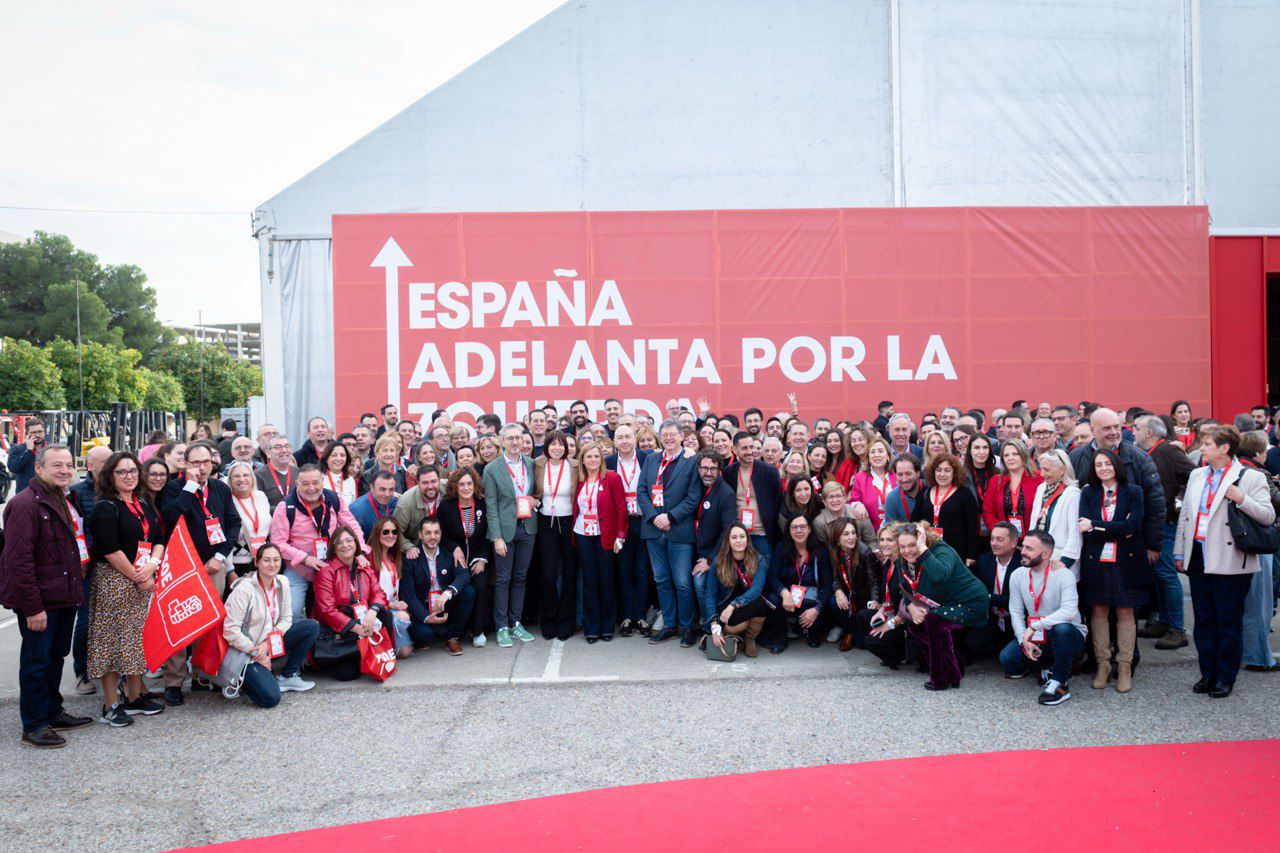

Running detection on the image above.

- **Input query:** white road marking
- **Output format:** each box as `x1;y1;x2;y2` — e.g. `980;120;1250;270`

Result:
471;640;621;685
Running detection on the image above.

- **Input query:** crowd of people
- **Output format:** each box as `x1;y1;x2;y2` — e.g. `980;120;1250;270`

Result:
2;394;1278;748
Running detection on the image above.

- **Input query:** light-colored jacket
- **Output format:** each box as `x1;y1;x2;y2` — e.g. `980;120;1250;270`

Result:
1028;482;1082;568
1175;462;1275;576
223;572;293;653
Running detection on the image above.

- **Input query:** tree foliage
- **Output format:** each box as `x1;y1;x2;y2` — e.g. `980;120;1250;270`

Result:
0;337;67;410
157;340;263;419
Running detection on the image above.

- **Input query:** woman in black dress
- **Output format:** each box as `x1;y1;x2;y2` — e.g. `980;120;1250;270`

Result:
437;466;493;647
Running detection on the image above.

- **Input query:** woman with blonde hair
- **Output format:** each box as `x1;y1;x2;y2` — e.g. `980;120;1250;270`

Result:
848;436;897;530
709;524;769;657
982;438;1042;538
780;450;809;491
922;429;953;463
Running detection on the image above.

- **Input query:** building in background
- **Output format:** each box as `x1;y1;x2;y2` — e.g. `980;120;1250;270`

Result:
169;322;261;367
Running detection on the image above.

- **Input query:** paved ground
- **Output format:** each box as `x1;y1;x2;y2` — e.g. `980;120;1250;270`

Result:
0;605;1277;851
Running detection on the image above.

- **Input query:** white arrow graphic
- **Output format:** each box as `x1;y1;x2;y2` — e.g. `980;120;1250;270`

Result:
371;237;412;411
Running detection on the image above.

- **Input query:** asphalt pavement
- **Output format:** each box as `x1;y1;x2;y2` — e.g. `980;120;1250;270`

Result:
0;609;1276;851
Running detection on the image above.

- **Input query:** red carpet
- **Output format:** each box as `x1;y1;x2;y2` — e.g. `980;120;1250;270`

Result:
192;740;1279;851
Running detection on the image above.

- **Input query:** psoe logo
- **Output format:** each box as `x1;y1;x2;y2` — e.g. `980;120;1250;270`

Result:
168;595;203;623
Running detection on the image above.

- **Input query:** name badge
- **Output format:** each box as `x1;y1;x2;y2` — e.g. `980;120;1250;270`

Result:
76;533;90;564
789;585;807;608
1028;615;1045;643
516;495;534;519
266;630;285;658
1008;517;1024;536
625;492;639;515
651;483;665;507
997;611;1007;632
929;526;944;537
314;537;329;561
353;603;368;621
250;534;267;555
583;512;600;536
1194;510;1210;542
428;590;446;613
740;509;755;529
205;518;226;545
133;550;152;572
1100;541;1117;563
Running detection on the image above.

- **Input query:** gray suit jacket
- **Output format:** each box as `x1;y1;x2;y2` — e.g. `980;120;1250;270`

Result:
482;455;537;542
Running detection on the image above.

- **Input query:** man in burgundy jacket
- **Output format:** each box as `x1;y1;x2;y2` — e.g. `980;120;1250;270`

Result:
0;444;93;748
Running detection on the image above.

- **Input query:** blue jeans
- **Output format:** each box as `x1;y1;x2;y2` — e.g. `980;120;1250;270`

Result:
1152;522;1184;631
617;517;651;622
999;623;1083;686
1242;554;1276;667
72;570;92;679
283;567;310;620
240;619;320;708
17;606;76;732
646;539;695;631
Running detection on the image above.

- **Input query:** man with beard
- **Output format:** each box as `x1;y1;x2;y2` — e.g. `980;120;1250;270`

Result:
568;400;593;437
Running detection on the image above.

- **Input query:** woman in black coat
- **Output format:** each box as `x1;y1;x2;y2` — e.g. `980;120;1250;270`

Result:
911;453;981;565
436;466;493;647
1077;448;1152;694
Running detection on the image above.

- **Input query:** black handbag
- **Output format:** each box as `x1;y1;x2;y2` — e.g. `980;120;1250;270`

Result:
1227;500;1280;555
311;563;363;666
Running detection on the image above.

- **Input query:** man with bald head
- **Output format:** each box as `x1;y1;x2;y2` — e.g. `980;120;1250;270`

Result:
1068;407;1165;562
67;445;113;695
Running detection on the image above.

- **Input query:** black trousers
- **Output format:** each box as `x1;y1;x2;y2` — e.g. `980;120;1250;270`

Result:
964;622;1011;662
537;514;578;639
1188;542;1253;687
855;607;921;665
724;596;770;627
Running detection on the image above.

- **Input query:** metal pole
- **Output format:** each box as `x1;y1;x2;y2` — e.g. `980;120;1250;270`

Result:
74;276;85;412
198;311;205;423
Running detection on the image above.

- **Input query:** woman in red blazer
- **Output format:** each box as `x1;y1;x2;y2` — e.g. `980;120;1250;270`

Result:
311;525;391;680
573;442;629;643
981;439;1043;538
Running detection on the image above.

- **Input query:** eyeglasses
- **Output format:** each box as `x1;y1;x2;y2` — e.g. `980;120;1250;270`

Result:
116;468;140;478
147;471;168;479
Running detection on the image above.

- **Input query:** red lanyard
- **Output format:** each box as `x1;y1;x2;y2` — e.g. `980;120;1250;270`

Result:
618;457;638;491
993;560;1007;595
904;564;921;596
373;499;390;519
1203;464;1230;511
656;454;677;484
506;459;527;493
1008;477;1023;515
932;486;955;525
1029;565;1051;615
581;477;601;515
263;580;278;623
738;468;753;503
233;494;258;532
424;497;439;516
545;461;567;499
883;563;895;607
841;553;853;591
325;471;342;493
734;559;751;590
126;497;150;541
269;466;291;496
901;487;911;520
1146;439;1165;456
196;487;214;521
794;552;810;585
1038;483;1064;525
694;483;713;525
874;471;889;502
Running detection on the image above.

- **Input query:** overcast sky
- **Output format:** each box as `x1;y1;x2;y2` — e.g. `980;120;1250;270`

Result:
0;1;564;325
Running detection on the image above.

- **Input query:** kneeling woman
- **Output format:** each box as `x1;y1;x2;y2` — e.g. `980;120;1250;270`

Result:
766;514;832;652
313;526;392;681
709;524;770;657
895;523;990;690
828;518;880;651
222;543;321;706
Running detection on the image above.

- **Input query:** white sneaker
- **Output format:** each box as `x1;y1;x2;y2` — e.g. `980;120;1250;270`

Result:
826;626;843;644
276;674;314;693
472;633;488;648
75;677;97;695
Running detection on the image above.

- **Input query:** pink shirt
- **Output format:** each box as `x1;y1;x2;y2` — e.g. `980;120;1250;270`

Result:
269;499;368;580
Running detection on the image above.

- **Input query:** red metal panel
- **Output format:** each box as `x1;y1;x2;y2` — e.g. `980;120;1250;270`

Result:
1210;236;1267;419
1265;236;1280;274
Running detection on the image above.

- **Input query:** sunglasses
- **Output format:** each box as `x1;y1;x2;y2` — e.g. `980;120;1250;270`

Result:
379;529;398;537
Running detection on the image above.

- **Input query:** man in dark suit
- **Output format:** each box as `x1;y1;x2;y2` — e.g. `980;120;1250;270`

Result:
637;418;701;646
400;517;475;656
723;431;783;568
605;424;653;636
966;521;1021;663
692;450;737;633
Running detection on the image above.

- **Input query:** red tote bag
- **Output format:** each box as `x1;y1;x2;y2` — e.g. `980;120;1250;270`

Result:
358;627;397;682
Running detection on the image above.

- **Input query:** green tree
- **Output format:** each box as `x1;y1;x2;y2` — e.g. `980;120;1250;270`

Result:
45;338;123;410
0;337;67;410
157;340;262;419
137;366;186;410
0;231;168;358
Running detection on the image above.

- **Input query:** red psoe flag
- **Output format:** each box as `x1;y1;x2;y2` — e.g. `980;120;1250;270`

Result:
142;516;227;671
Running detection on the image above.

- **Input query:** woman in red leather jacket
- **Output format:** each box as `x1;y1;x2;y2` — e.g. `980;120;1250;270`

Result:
573;443;629;643
312;525;390;680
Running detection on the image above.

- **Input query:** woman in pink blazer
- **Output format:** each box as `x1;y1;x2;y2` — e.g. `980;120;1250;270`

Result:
847;438;897;530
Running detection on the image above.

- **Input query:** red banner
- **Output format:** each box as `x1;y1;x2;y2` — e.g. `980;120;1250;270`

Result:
142;516;227;671
331;206;1210;426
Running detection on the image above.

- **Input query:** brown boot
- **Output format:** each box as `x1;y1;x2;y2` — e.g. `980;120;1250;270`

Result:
743;617;766;658
1091;614;1112;689
1115;619;1136;693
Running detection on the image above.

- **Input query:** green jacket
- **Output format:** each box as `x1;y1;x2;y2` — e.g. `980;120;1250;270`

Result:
481;455;537;542
914;541;989;627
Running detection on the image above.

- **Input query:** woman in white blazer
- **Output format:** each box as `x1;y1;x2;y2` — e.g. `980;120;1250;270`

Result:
1028;449;1082;574
1174;425;1276;698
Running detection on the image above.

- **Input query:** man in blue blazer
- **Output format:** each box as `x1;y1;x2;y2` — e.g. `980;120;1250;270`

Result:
637;418;701;645
605;424;654;637
400;517;476;655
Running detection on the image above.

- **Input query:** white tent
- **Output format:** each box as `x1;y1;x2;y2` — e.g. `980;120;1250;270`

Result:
255;0;1280;439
